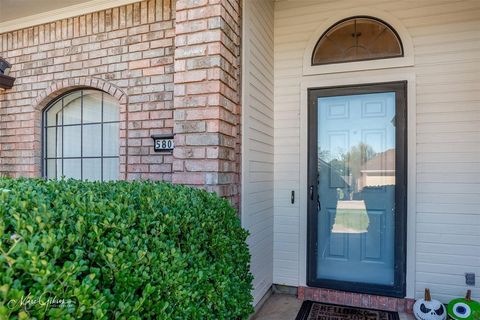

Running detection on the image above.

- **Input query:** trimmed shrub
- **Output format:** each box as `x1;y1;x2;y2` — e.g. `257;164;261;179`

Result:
0;178;253;319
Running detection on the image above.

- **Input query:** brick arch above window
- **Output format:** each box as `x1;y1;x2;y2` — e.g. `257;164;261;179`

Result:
33;77;127;111
32;76;129;180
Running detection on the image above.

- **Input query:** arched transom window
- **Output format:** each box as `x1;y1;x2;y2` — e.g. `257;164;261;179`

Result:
312;17;403;65
43;89;120;181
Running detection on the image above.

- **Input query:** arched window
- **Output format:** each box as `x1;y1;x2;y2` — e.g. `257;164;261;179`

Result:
312;16;403;65
43;89;120;181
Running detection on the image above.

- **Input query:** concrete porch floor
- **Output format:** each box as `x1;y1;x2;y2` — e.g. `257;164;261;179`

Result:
253;293;415;320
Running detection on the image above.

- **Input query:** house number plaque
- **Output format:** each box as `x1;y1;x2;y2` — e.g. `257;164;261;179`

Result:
151;134;174;152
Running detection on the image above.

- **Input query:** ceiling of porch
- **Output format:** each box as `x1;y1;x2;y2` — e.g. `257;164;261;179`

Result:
0;0;92;23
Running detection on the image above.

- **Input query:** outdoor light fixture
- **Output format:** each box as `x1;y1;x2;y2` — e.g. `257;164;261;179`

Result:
0;58;12;75
0;58;15;90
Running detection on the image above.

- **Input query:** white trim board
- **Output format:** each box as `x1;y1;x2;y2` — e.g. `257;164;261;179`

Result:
298;69;417;299
0;0;142;34
240;0;248;229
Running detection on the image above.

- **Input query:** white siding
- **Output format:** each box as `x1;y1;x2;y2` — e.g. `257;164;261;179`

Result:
273;0;480;302
242;0;275;306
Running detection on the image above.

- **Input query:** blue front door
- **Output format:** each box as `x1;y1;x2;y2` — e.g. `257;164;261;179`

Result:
307;82;407;297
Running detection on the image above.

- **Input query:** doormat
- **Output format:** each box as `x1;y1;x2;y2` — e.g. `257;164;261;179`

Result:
295;301;400;320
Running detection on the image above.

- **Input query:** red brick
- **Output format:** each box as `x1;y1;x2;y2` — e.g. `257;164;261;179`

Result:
172;172;205;184
186;81;220;94
187;5;221;20
143;66;165;75
129;59;150;69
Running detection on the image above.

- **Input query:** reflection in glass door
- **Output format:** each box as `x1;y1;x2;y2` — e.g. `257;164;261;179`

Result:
307;82;407;297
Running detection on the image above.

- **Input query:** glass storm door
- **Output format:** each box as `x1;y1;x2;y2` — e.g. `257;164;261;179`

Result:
307;82;407;297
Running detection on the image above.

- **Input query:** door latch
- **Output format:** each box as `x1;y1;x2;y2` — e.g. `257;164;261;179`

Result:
310;185;322;211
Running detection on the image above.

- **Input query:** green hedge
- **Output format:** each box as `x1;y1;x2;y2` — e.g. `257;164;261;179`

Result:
0;178;253;319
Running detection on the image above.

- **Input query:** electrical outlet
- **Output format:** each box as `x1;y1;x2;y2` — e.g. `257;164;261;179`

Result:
465;273;475;286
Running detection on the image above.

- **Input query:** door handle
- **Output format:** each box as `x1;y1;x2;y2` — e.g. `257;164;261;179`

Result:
310;185;322;211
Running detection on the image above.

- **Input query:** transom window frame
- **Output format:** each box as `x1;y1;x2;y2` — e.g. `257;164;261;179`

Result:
311;16;404;66
302;9;414;76
42;88;120;181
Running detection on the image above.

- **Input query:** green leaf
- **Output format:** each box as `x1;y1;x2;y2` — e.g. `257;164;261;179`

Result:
0;177;254;319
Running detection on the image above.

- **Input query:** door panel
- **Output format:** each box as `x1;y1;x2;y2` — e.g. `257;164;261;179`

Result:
308;82;407;297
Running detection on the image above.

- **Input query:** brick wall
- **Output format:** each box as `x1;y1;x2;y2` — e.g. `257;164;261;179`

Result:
0;0;175;181
173;0;242;207
0;0;243;208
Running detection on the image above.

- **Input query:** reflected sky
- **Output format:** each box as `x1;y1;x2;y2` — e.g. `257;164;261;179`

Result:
318;92;396;162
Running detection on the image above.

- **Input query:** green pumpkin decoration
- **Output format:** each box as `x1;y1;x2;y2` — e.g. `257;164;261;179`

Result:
447;290;480;320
